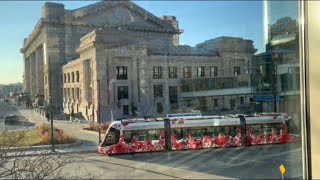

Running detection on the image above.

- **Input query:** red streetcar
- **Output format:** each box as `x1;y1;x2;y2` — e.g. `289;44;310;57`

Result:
98;114;299;155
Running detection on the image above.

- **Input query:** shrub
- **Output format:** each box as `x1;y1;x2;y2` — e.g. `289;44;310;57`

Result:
83;122;111;133
36;123;51;136
36;123;75;145
88;123;99;132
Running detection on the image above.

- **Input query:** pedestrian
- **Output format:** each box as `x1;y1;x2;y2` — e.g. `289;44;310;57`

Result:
45;111;50;122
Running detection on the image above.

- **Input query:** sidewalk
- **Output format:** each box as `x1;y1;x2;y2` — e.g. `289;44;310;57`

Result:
13;105;100;155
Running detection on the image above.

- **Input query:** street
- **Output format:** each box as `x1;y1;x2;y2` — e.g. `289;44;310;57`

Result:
62;143;302;179
0;102;35;131
1;105;303;179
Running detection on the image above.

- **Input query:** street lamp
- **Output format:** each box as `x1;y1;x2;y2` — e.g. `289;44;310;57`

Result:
48;57;55;152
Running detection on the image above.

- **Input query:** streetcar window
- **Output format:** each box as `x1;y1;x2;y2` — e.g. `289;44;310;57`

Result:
188;128;207;139
263;123;272;133
105;128;120;146
137;130;147;141
172;128;182;139
148;129;160;140
181;128;188;139
207;127;214;137
251;124;262;134
123;131;132;143
213;127;222;135
225;126;230;134
229;126;236;137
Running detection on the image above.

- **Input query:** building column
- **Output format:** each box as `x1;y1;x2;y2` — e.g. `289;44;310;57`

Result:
29;52;36;100
35;46;44;95
24;57;30;93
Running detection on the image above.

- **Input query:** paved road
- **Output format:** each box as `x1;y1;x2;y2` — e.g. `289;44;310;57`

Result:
0;105;35;131
61;143;302;179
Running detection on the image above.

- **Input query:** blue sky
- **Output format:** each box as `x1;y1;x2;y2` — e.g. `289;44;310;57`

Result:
0;1;264;85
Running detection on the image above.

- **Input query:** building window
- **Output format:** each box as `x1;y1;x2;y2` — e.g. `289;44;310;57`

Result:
71;72;75;82
240;97;244;104
118;86;128;100
183;67;192;78
169;86;178;108
186;100;192;107
116;66;127;80
63;88;66;100
154;85;163;98
72;88;74;100
168;67;178;78
45;75;48;85
67;88;70;100
234;66;241;75
157;102;163;113
214;98;218;107
123;105;129;115
181;85;190;92
67;73;70;83
197;66;205;77
210;66;218;76
153;67;162;79
76;71;80;82
76;88;80;100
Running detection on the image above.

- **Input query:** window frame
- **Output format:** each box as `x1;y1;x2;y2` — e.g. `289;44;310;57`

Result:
197;66;205;77
116;66;128;80
117;86;129;100
183;66;192;78
153;66;162;79
168;66;178;78
210;66;218;76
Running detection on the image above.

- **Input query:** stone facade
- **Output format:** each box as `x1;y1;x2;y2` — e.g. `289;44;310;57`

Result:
63;28;256;122
21;1;181;111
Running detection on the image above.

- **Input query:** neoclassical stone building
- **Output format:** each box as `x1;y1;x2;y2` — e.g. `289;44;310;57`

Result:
22;0;256;121
63;28;256;121
21;0;181;110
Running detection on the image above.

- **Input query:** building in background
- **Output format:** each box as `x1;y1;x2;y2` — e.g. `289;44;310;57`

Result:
20;1;182;112
0;83;23;97
63;28;255;121
253;1;300;120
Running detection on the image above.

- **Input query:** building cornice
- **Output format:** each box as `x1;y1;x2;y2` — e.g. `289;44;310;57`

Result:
69;1;181;34
22;18;44;52
77;41;96;54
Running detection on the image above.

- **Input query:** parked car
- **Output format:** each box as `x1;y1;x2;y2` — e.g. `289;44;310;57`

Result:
4;115;19;125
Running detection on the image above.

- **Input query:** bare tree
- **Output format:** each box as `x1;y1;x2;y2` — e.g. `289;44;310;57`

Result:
0;129;100;179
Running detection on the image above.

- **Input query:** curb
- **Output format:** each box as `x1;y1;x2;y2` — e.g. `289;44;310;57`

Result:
6;139;82;153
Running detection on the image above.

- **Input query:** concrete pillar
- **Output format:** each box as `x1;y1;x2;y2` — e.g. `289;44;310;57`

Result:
29;52;36;100
24;57;30;93
35;46;44;95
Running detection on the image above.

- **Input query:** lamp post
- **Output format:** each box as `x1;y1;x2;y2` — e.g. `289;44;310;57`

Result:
97;79;101;144
48;58;55;152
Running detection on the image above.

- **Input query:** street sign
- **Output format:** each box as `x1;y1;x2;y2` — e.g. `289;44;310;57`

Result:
279;164;286;174
253;95;284;102
275;96;284;101
279;164;286;180
254;95;273;102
